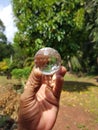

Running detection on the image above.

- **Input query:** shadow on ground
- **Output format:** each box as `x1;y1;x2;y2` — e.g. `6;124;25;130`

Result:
63;81;98;92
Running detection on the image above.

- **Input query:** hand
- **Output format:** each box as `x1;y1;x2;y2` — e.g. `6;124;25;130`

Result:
18;66;66;130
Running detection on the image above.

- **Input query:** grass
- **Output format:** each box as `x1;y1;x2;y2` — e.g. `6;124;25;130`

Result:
77;123;87;129
61;72;98;119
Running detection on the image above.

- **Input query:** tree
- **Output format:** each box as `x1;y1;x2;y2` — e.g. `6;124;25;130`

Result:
0;19;7;44
12;0;85;63
0;19;14;61
83;0;98;73
85;0;98;43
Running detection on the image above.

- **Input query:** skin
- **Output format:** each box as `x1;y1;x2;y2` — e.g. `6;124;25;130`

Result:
18;66;66;130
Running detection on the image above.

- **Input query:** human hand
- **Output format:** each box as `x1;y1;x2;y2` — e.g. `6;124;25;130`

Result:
18;66;66;130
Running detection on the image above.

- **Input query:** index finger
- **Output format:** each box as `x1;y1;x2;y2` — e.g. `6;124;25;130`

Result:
52;66;66;99
56;66;67;76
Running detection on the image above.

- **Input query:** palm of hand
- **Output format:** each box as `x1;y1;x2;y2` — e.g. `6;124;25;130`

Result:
35;83;59;130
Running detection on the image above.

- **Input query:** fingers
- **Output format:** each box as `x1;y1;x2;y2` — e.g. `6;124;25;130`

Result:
52;66;66;99
56;66;67;77
25;67;42;92
23;66;66;99
20;67;42;104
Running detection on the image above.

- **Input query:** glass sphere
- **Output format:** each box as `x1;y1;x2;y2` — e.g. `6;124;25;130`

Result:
34;47;61;75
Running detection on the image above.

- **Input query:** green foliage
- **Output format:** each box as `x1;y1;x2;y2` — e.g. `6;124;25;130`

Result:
0;19;14;61
0;19;9;61
23;57;34;67
11;67;31;79
0;58;13;76
70;56;81;71
11;0;98;73
74;8;85;29
0;19;5;31
0;58;12;71
11;42;34;70
0;43;14;61
12;0;85;58
0;60;9;71
0;115;10;127
0;19;7;44
85;0;98;42
83;0;98;73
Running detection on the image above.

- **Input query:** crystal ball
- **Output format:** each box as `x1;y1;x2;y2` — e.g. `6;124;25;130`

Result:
34;47;61;75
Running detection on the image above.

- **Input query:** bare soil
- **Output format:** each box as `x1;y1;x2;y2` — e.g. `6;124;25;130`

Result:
53;105;98;130
53;75;98;130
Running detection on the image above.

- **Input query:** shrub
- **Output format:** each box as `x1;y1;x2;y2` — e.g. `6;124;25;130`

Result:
0;61;9;71
11;67;31;80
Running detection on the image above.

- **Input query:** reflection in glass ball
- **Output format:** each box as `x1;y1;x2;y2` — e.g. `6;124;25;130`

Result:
34;47;61;75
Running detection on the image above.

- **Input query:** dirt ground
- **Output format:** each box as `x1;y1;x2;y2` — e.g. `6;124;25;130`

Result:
52;75;98;130
53;105;98;130
0;75;98;130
